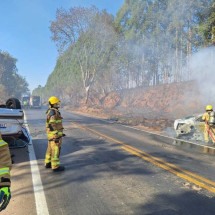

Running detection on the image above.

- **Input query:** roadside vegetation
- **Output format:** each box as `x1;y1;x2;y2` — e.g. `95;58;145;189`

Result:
29;1;215;130
0;51;29;102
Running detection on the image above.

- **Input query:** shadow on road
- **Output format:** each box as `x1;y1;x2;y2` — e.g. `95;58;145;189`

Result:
9;118;215;215
139;191;215;215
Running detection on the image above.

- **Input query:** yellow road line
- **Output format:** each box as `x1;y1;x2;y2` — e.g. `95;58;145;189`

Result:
122;146;215;193
73;122;215;193
124;144;215;188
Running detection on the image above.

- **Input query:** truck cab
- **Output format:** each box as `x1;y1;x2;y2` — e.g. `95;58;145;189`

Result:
30;96;41;109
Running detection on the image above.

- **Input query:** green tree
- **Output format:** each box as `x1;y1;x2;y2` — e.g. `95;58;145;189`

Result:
0;51;29;99
50;7;118;104
115;0;214;84
198;2;215;46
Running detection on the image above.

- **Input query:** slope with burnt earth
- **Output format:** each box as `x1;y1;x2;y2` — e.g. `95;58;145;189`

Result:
66;81;204;133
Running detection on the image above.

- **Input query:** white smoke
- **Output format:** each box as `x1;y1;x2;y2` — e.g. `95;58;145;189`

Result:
190;47;215;105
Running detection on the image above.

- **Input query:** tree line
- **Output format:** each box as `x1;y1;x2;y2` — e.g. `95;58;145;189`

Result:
33;0;215;105
0;51;29;102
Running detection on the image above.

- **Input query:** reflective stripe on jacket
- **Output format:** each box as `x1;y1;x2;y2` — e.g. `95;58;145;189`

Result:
0;139;12;187
46;108;64;140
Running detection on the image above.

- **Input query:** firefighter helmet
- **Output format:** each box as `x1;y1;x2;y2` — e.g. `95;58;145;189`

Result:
206;105;213;111
48;96;60;105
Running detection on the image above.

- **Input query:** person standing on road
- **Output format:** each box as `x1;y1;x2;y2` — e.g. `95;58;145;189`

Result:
45;96;65;172
202;105;215;144
0;133;12;212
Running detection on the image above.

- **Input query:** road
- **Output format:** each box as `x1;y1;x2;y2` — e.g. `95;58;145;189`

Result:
2;108;215;215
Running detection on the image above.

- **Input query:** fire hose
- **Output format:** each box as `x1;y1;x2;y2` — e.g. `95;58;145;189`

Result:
206;124;215;143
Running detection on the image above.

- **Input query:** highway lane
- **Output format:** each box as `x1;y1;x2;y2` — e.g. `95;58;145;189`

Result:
69;113;215;182
2;108;215;215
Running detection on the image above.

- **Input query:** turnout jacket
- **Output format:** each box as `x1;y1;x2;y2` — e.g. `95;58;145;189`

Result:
202;112;210;123
46;108;64;140
0;134;12;188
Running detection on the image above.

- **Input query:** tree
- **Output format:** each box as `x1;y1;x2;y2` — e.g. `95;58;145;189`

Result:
198;2;215;46
40;1;215;107
50;7;118;104
115;0;214;84
50;6;98;53
0;51;29;98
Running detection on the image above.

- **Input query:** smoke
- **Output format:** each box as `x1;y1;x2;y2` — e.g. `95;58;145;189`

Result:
190;47;215;105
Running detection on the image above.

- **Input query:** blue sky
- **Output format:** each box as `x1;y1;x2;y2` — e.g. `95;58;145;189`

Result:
0;0;124;92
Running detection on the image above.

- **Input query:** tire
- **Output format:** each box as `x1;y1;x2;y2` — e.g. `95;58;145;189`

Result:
6;98;22;109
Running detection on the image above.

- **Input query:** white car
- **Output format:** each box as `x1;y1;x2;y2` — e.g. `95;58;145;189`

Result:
174;114;205;140
0;98;30;148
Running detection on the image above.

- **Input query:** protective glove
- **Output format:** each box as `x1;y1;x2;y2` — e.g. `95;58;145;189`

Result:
0;187;11;211
57;132;66;137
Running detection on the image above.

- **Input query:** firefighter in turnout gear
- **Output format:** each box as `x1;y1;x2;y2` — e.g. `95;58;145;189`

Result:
45;96;65;172
202;105;215;144
0;133;12;211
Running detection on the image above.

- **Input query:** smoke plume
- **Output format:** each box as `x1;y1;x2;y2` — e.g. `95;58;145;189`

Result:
190;47;215;106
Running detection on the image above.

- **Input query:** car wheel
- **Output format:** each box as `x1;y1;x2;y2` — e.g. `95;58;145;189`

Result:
6;98;22;109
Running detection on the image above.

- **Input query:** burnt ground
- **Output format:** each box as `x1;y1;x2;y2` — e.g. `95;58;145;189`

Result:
64;81;205;136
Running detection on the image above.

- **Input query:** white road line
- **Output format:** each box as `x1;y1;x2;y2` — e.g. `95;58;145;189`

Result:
24;114;49;215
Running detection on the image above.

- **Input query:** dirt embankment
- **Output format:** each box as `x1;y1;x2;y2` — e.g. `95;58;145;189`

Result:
65;81;203;133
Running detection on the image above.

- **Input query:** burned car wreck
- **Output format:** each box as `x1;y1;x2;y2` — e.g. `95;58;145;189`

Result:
0;98;30;148
174;114;205;141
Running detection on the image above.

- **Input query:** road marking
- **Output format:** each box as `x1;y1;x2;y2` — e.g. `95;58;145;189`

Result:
24;113;49;215
71;111;215;151
74;122;215;193
124;144;215;187
122;145;215;193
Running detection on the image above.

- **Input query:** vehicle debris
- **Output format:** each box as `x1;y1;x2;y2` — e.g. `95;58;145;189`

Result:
174;114;204;141
0;98;31;148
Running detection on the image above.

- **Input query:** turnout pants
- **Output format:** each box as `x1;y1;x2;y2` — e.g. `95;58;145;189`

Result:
45;138;62;169
204;124;215;143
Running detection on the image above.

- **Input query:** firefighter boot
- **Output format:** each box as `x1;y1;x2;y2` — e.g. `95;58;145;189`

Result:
45;163;51;168
53;166;65;172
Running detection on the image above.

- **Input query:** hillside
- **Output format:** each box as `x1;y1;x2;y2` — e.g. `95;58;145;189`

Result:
65;81;204;133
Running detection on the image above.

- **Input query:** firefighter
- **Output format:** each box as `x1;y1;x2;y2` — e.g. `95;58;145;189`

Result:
0;133;12;211
202;105;215;144
45;96;65;172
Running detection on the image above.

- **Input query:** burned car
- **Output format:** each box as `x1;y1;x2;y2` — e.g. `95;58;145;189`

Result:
0;98;30;148
174;114;205;140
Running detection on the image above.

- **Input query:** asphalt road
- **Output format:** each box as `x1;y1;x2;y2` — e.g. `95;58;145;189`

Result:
2;108;215;215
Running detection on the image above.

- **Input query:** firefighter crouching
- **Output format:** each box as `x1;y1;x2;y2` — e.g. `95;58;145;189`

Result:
202;105;215;144
0;133;12;211
45;96;65;172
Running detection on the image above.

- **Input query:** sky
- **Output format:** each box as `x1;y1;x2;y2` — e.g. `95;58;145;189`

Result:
0;0;124;92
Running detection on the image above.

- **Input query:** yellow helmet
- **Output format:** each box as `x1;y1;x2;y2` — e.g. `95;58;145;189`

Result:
206;105;213;111
48;96;60;105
